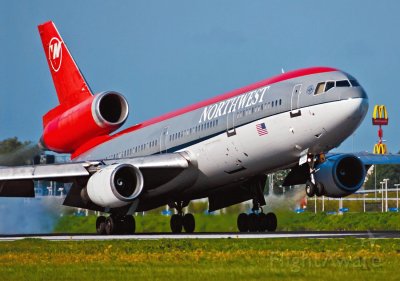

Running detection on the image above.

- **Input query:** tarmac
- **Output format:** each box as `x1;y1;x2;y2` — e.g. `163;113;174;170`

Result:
0;231;399;241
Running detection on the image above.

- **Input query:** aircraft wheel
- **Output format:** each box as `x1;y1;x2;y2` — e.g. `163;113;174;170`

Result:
183;213;195;233
96;216;106;235
170;214;183;233
305;180;315;197
248;213;258;232
315;182;324;197
258;213;268;232
266;212;277;232
237;213;249;232
105;216;115;235
124;215;136;234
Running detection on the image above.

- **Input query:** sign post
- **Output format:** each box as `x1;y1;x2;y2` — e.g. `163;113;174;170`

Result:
372;105;388;154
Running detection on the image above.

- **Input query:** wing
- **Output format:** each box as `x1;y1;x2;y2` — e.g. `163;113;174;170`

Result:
353;152;400;165
0;153;190;198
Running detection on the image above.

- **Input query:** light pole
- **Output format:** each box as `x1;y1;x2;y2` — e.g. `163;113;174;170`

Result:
394;184;400;211
383;178;389;212
374;165;377;198
380;182;384;212
363;194;366;213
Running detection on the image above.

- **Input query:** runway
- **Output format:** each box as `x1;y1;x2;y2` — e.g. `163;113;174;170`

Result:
0;231;399;241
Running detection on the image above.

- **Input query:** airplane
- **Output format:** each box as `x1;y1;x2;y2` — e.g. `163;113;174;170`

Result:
0;20;391;235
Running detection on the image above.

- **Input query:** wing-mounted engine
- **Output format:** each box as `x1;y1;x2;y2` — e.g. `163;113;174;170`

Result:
81;163;144;208
314;154;366;197
40;91;129;153
283;154;366;198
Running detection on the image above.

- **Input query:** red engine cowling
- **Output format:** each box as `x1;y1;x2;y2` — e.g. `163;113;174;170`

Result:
40;91;129;153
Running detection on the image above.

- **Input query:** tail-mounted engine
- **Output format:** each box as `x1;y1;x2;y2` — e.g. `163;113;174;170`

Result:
40;91;129;153
82;163;144;208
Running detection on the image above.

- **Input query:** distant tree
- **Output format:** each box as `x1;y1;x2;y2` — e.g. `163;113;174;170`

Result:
0;137;39;166
364;164;400;189
0;137;31;154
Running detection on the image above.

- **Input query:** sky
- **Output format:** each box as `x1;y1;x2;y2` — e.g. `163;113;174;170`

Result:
1;0;399;154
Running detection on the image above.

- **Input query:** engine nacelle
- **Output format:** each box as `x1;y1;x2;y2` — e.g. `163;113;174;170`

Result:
84;163;144;208
40;91;129;153
314;154;366;197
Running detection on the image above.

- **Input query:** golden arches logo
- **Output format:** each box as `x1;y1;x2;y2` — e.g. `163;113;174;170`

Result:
373;143;387;154
372;105;388;125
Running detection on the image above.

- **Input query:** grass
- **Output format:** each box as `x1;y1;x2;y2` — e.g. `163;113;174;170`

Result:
54;211;400;234
0;238;399;280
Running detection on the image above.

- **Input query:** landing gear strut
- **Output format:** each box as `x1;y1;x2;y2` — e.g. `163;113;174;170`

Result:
169;201;195;233
305;153;325;197
96;215;135;235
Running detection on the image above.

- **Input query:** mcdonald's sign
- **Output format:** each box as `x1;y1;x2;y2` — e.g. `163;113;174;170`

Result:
372;105;388;125
373;143;387;154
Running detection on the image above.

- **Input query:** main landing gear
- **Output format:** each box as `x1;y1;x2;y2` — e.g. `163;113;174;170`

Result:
169;201;195;233
236;176;277;232
237;197;277;232
237;209;277;232
96;215;135;235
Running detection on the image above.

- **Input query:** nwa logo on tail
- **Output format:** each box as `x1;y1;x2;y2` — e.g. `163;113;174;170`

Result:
48;37;62;72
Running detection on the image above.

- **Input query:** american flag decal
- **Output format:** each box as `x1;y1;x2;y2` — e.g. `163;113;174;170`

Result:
256;123;268;136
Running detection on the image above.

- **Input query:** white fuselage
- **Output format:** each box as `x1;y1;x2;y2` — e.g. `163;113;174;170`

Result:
74;68;368;203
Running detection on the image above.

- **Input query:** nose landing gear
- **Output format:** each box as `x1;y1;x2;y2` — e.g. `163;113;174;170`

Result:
305;153;325;197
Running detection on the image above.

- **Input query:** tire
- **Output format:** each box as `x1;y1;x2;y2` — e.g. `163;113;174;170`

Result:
248;213;258;232
170;214;183;233
237;213;249;232
305;180;315;197
315;182;324;197
266;212;277;232
183;213;195;233
105;216;115;235
258;213;268;232
124;215;136;234
96;216;106;235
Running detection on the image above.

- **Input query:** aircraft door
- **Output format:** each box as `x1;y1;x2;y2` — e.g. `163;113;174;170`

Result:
160;126;169;153
290;84;302;118
226;111;236;137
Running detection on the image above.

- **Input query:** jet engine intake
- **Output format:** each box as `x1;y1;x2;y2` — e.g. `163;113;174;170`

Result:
40;91;129;153
85;163;144;208
314;154;365;197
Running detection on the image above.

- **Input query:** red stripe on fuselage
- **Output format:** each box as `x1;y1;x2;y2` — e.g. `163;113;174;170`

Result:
71;66;337;159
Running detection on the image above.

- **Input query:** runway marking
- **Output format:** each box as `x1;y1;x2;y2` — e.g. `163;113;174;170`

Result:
1;231;399;241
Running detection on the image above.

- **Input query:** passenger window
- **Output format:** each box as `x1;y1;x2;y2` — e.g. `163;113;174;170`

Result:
314;82;325;95
336;80;351;87
325;81;335;91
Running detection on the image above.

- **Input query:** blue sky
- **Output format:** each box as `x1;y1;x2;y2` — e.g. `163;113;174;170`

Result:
1;0;399;153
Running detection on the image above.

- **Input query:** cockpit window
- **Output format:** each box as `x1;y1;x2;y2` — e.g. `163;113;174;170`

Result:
336;80;351;87
314;82;325;95
325;81;335;91
349;79;360;87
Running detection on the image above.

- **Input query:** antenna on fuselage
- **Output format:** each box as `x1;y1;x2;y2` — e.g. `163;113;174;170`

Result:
281;68;285;73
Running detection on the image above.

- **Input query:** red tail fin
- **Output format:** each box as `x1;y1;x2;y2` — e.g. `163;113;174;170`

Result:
38;21;93;125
